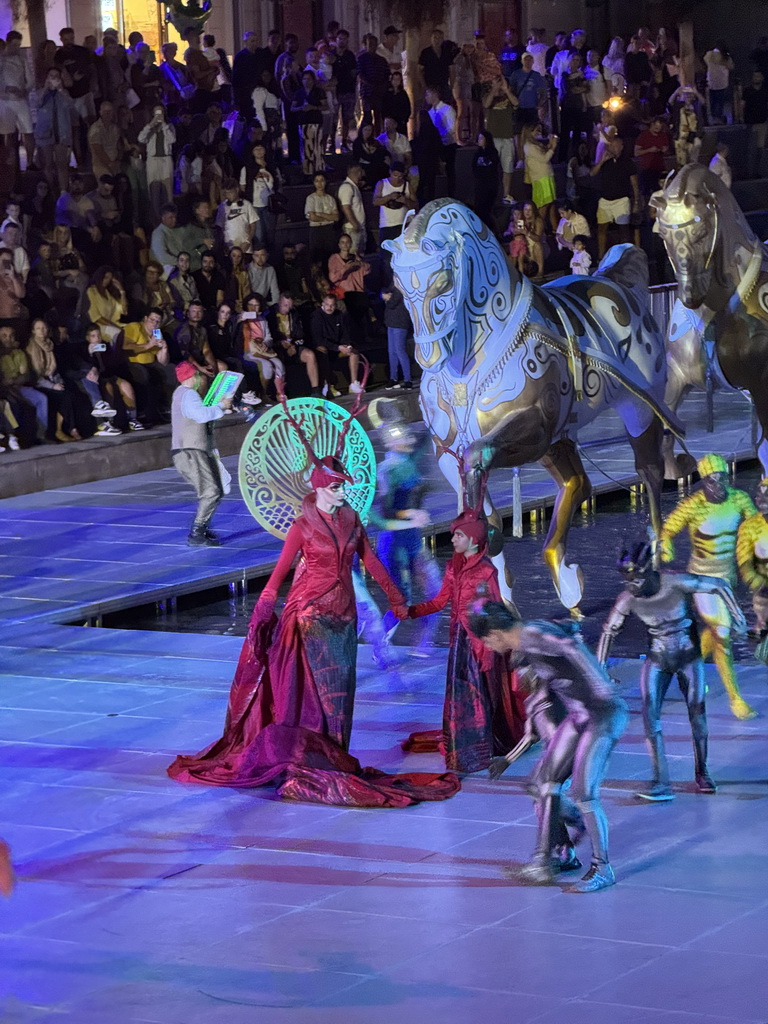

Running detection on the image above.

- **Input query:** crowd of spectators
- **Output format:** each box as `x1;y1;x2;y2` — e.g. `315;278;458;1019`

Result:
0;20;763;453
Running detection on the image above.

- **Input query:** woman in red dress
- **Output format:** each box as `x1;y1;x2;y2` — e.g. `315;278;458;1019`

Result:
169;456;460;806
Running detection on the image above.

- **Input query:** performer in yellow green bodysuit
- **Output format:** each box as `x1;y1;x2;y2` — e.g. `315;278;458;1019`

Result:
660;454;756;719
737;478;768;651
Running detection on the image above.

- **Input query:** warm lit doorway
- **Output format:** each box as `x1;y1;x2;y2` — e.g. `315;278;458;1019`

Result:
476;1;520;52
100;0;183;54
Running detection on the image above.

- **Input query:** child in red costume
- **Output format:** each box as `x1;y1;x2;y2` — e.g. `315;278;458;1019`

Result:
407;511;526;773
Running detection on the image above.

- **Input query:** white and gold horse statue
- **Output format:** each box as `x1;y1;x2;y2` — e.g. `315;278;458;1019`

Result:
385;199;682;611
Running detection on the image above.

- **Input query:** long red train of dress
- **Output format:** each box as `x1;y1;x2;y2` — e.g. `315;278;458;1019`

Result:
403;549;527;772
168;494;460;807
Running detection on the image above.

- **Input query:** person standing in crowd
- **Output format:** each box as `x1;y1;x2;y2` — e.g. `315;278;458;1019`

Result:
634;116;671;198
526;29;548;75
357;34;390;131
378;26;403;75
54;26;96;168
499;27;523;83
304;171;339;263
171;360;231;547
232;31;261;120
419;29;459;101
471;130;501;227
709;142;732;188
704;41;734;125
381;285;413;390
425;87;458;196
509;51;545;129
591;137;640;256
138;105;176;220
483;76;518;205
34;67;75;193
333;30;358;151
602;37;626;96
292;69;327;177
0;31;36;170
382;70;411;137
337;163;366;255
87;100;122;179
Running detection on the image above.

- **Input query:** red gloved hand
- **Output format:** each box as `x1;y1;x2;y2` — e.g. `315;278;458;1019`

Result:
392;604;409;621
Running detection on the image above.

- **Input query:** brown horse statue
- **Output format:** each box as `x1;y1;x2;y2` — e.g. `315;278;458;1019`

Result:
651;164;768;476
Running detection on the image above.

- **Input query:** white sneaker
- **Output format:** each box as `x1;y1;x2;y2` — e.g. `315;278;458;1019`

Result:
349;381;364;394
95;422;121;436
7;435;19;450
92;400;117;418
241;391;263;406
502;194;516;205
128;419;145;431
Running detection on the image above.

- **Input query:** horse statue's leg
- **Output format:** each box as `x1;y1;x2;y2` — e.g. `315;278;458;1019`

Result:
539;438;593;613
662;384;696;480
464;459;518;609
663;313;705;480
435;449;516;607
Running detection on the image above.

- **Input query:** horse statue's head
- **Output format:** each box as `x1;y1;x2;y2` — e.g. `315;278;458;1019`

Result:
650;164;757;309
383;200;512;374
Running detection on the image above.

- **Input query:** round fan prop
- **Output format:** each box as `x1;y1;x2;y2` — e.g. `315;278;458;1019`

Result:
238;397;376;539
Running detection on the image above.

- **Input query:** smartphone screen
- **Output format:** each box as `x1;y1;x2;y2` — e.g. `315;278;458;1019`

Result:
152;329;162;340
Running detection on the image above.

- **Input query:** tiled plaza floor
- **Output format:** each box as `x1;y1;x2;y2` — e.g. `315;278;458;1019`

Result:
1;623;767;1023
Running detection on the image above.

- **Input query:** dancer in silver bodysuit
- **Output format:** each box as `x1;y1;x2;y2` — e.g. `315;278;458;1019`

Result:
598;540;746;802
470;602;628;893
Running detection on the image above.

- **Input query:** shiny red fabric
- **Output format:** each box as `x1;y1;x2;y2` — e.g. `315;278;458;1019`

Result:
405;550;527;772
168;494;460;806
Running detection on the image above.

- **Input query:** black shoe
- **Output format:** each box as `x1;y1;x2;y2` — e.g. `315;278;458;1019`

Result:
695;772;717;794
188;525;220;547
401;381;414;390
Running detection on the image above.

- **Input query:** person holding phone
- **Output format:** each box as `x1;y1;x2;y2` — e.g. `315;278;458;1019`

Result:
120;309;176;424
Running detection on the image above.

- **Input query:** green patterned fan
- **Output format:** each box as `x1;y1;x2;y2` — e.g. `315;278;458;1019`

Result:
238;397;377;538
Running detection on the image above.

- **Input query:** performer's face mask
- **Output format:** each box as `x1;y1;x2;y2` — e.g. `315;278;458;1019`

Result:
702;472;728;504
